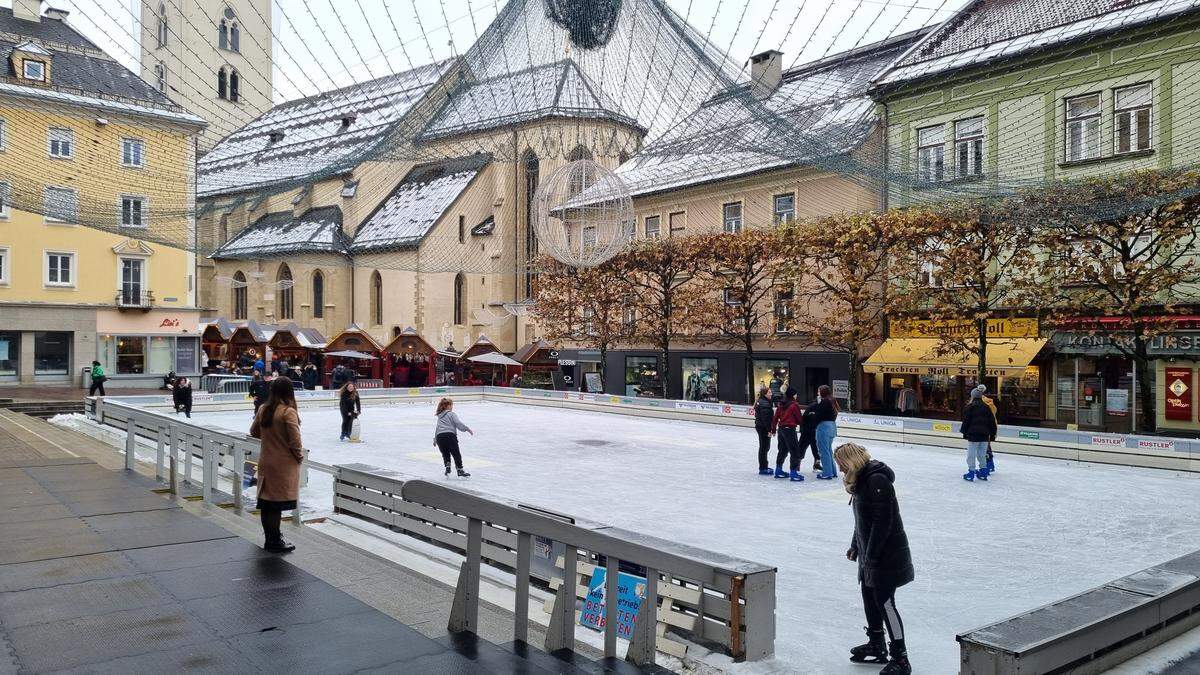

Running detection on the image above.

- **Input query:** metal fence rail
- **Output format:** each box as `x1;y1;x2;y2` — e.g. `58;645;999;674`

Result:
332;464;776;664
216;379;252;394
199;374;250;393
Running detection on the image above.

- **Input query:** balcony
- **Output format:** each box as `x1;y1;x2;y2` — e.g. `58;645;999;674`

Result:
116;290;155;311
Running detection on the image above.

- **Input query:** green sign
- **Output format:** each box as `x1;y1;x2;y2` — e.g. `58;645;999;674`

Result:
1018;430;1040;440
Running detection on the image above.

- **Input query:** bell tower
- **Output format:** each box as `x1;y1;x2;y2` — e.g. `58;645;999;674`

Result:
139;0;273;153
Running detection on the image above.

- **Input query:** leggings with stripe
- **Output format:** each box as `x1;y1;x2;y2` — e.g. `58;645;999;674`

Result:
861;583;904;642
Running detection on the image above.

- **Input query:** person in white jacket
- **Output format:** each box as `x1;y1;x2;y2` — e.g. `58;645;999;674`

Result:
434;398;473;477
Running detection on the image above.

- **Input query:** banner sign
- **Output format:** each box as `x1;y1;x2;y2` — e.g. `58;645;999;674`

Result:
890;317;1039;339
1165;367;1193;421
579;568;646;640
1105;389;1129;417
1018;430;1040;440
1091;435;1124;448
932;422;953;433
1137;439;1175;452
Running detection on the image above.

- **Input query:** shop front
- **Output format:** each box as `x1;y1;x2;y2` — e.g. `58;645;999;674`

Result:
95;308;203;387
512;339;564;389
228;322;275;370
602;349;845;403
268;325;326;372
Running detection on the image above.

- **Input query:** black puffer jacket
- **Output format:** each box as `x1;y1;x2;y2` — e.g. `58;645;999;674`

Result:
753;396;774;430
849;460;914;589
960;400;997;442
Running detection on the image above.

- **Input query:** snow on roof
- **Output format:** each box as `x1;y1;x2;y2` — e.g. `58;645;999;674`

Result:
876;0;1200;87
427;0;739;145
198;59;454;198
12;40;51;55
420;60;641;140
211;206;349;259
350;155;488;253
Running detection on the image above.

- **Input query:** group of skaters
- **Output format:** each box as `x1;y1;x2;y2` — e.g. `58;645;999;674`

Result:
753;383;841;482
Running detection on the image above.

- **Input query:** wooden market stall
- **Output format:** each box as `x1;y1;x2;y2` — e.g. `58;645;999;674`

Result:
269;324;326;368
383;326;436;387
512;339;560;389
228;320;273;372
201;317;235;371
322;324;384;386
458;334;503;385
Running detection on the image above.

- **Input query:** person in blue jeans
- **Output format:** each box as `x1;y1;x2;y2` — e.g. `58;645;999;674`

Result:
960;387;997;481
811;384;840;480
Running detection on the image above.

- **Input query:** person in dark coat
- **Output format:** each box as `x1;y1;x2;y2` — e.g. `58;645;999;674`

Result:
770;387;805;481
172;377;193;418
249;377;303;553
960;387;997;481
753;386;774;475
837;442;913;675
338;382;361;441
330;363;350;390
301;363;319;391
249;372;269;413
799;398;822;473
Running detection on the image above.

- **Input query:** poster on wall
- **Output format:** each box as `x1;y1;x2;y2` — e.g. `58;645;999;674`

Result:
579;567;646;640
584;372;603;393
1165;367;1194;421
1105;389;1129;416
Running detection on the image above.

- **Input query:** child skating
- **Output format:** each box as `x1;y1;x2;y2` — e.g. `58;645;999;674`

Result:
434;398;472;477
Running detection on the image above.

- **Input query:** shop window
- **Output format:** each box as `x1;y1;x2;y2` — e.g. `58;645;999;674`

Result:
916;125;944;182
113;336;146;374
805;366;830;403
682;357;718;402
754;359;789;402
149;336;173;373
722;202;742;234
34;331;70;375
0;331;18;376
175;336;200;374
1065;93;1101;162
1001;365;1042;420
1114;83;1152;154
625;356;661;398
954;116;984;178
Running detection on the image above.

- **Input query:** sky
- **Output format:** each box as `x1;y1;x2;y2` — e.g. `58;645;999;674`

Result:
32;0;959;104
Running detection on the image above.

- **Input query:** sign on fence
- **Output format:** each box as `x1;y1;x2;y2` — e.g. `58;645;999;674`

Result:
580;567;647;640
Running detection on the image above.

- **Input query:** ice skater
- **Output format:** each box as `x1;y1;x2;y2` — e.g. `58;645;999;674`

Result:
434;398;472;477
753;386;774;475
172;376;193;418
838;442;913;675
249;372;269;414
813;385;840;480
800;396;821;474
960;387;996;481
977;384;998;473
338;382;361;441
770;387;804;482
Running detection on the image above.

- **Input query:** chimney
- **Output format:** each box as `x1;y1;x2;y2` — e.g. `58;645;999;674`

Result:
12;0;42;23
44;6;69;21
748;49;783;100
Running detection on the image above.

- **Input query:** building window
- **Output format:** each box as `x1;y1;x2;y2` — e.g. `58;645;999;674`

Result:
621;298;636;331
916;125;944;182
22;59;45;81
774;287;793;333
918;260;940;288
230;23;240;52
48;127;73;159
682;357;719;402
217;68;227;99
154;63;166;92
121;196;146;227
669;211;686;235
0;246;9;285
371;270;383;326
0;118;7;149
1065;93;1101;162
458;215;465;243
523;150;539;299
44;186;77;223
773;193;795;225
1114;83;1152;154
954;116;984;178
0;181;10;219
0;331;17;375
722;202;742;233
229;69;240;102
276;264;293;320
156;3;168;47
119;257;145;306
232;271;247;320
644;215;660;239
312;270;324;318
122;138;145;167
45;251;74;286
219;19;229;50
453;272;465;325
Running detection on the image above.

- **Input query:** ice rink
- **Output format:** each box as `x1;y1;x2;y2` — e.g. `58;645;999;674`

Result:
190;401;1200;673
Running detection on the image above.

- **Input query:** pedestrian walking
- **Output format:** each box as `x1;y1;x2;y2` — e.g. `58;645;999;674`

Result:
249;372;269;413
813;384;840;480
172;376;193;418
339;382;361;441
960;387;997;481
433;398;472;477
249;377;303;553
753;386;774;475
838;442;913;675
301;363;319;391
331;363;350;390
88;360;107;396
770;387;805;482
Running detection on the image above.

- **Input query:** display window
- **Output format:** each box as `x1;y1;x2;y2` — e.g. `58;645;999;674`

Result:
1000;366;1042;420
681;357;719;402
99;335;201;376
34;331;70;375
753;359;789;402
0;331;20;376
625;356;661;397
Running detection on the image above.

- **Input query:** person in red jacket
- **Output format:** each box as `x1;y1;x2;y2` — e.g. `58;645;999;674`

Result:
771;387;805;482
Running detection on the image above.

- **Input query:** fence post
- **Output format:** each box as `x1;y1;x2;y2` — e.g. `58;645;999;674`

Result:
233;443;245;511
183;432;194;486
168;426;179;495
604;556;621;658
738;569;777;662
515;532;532;644
155;426;167;481
626;567;659;667
448;517;483;634
292;449;306;525
201;435;213;504
546;545;578;654
124;421;136;471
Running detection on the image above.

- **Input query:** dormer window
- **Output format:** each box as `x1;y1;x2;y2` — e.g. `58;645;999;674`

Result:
340;115;356;130
23;59;45;81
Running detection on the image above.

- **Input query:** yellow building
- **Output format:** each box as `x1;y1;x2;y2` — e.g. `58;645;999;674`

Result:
0;0;205;386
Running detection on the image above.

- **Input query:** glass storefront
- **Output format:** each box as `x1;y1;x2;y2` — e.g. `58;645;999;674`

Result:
34;331;70;375
1054;356;1135;433
625;356;661;397
681;357;718;402
1000;366;1042;420
753;359;789;402
100;335;201;376
176;337;199;374
0;331;18;378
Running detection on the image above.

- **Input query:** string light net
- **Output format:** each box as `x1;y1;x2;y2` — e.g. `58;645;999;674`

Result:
533;159;634;267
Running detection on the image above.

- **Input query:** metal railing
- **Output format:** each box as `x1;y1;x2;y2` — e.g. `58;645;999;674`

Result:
115;290;155;310
199;374;250;393
353;378;385;389
333;465;776;663
216;378;253;394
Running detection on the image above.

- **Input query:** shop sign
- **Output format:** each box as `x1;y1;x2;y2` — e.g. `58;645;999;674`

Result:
1164;367;1193;421
1137;439;1175;452
890;318;1038;339
839;414;864;425
932;422;953;433
1091;435;1125;447
676;402;701;411
1105;389;1129;416
407;388;421;395
1053;330;1200;356
832;380;849;399
1018;430;1040;440
868;364;1025;377
871;418;903;429
579;568;646;640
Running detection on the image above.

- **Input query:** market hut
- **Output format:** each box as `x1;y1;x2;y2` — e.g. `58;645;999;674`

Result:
512;339;560;389
269;323;327;375
458;334;503;385
323;324;384;386
383;326;437;387
228;320;272;371
201;317;236;371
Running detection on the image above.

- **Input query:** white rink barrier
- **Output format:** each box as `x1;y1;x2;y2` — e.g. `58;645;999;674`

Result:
97;386;1200;472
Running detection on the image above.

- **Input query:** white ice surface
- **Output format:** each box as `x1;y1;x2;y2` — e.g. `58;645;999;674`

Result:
189;401;1200;674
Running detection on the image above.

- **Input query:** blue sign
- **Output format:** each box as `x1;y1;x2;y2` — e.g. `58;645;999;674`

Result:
579;568;647;639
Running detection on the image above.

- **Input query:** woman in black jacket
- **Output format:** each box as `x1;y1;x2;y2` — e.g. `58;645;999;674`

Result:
339;382;361;441
249;373;269;413
172;377;193;418
836;442;913;675
753;386;774;475
960;387;997;481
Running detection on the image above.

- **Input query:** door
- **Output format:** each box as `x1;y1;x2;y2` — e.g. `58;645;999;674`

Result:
121;258;143;305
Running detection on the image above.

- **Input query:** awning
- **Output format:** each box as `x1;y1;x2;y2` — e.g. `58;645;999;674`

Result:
325;350;378;360
467;352;523;367
863;338;1047;377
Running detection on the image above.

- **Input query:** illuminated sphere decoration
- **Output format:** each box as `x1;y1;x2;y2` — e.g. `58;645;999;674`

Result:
533;159;634;267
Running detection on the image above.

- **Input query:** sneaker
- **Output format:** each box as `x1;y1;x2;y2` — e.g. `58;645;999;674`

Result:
758;468;774;476
789;471;804;482
963;470;975;482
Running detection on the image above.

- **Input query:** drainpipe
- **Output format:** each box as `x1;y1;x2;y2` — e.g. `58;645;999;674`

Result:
513;129;520;350
880;100;890;211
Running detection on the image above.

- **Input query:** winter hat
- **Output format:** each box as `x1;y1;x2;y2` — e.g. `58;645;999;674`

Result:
784;387;797;401
970;386;984;400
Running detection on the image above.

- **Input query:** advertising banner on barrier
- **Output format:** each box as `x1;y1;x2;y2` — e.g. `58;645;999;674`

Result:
579;568;646;640
1165;368;1193;421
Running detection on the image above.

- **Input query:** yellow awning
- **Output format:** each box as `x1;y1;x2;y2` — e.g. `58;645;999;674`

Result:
863;338;1047;377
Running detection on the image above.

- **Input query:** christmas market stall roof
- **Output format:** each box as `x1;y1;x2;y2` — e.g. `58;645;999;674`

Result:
461;334;502;360
210;206;350;259
512;339;556;364
197;59;454;198
201;317;237;341
417;0;739;144
350;155;488;253
230;320;279;347
602;29;927;199
270;323;327;350
325;324;384;354
873;0;1200;88
384;327;437;356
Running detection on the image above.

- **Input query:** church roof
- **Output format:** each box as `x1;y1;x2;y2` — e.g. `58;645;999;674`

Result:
211;206;349;259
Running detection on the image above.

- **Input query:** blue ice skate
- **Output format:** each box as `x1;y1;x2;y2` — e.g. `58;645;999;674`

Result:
976;467;989;481
758;468;774;476
774;467;788;478
962;470;975;482
986;457;995;473
789;471;804;482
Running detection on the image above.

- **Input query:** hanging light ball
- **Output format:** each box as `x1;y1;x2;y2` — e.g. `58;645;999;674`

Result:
533;159;634;267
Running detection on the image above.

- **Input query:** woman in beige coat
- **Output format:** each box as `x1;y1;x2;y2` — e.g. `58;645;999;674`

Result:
250;376;303;552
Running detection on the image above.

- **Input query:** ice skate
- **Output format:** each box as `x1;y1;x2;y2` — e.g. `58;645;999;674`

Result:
976;467;989;481
789;471;804;482
457;468;471;478
849;628;887;664
986;457;996;473
878;640;910;675
774;467;788;478
444;465;451;477
758;468;774;476
963;469;975;481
